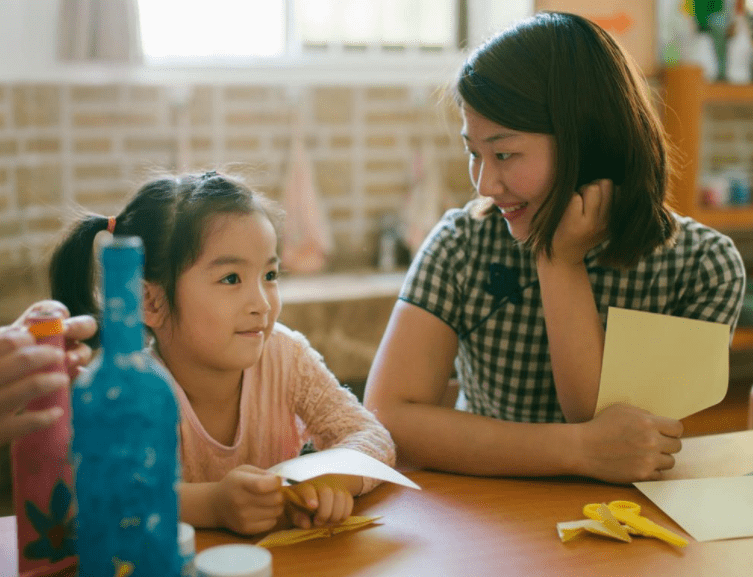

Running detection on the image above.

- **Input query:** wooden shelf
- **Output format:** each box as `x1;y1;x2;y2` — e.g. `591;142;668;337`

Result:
662;65;753;229
732;326;753;352
704;82;753;102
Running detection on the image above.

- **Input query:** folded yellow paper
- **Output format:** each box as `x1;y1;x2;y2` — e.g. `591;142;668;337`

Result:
557;504;632;543
256;516;382;548
558;501;688;548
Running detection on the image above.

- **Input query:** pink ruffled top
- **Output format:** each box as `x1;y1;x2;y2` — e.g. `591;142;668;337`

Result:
160;323;395;495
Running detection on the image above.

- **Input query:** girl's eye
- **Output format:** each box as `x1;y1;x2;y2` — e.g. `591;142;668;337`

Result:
220;273;241;285
496;152;512;161
265;270;279;282
465;149;479;160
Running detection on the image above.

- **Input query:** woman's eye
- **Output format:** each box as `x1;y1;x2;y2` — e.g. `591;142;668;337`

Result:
265;270;279;282
465;149;479;159
221;273;241;284
496;152;512;161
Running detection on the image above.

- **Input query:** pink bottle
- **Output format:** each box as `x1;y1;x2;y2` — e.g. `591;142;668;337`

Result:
11;311;77;576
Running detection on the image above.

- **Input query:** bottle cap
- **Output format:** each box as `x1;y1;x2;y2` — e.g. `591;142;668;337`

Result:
195;544;272;577
26;312;65;340
179;522;196;557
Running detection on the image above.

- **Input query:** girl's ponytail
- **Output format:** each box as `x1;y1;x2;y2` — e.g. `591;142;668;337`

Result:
49;214;111;321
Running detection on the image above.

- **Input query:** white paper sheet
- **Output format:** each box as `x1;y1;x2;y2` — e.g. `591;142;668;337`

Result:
634;476;753;542
664;430;753;480
596;307;729;419
267;447;421;490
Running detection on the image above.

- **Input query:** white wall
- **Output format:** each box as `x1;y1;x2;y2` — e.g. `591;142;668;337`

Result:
0;0;60;79
467;0;535;47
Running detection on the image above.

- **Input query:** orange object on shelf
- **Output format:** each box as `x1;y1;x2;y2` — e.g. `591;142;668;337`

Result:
731;326;753;351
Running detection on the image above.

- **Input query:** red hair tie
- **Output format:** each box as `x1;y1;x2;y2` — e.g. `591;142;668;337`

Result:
107;216;116;234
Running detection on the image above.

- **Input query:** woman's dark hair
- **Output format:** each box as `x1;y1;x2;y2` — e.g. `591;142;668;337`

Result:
454;11;677;267
49;172;283;341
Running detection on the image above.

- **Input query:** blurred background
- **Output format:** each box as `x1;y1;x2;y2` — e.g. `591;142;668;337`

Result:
2;1;753;508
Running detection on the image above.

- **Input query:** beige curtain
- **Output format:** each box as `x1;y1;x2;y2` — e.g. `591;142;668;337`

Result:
57;0;142;63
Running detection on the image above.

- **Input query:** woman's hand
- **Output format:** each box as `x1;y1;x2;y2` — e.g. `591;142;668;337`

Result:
549;179;612;265
9;300;96;381
574;403;683;484
284;474;360;529
211;465;285;535
0;300;96;445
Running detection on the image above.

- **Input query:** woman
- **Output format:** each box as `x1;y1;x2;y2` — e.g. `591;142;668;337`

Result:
364;12;745;484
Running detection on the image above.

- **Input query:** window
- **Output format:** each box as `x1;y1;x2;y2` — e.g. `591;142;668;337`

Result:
138;0;462;63
138;0;287;60
298;0;456;47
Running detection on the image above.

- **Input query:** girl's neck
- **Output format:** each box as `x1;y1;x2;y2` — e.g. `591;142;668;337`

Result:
153;342;244;408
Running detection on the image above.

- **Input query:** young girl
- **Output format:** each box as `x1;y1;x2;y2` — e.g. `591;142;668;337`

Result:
49;172;395;535
364;12;745;484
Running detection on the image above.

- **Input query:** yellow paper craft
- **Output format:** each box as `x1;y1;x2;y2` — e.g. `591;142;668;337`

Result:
557;504;632;543
256;516;382;548
596;307;729;419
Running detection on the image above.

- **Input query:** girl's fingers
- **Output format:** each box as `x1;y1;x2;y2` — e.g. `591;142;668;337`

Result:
288;505;312;529
330;492;352;524
0;407;64;446
290;483;319;511
313;485;334;527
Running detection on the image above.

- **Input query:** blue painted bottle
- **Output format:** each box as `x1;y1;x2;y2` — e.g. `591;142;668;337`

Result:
71;235;181;577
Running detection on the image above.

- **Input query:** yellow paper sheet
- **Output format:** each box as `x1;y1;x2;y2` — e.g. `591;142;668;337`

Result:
256;516;382;547
267;448;421;490
634;476;753;542
595;307;729;419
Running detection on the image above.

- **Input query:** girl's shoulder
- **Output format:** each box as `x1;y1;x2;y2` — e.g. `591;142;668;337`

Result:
265;323;326;369
267;322;312;352
265;323;333;391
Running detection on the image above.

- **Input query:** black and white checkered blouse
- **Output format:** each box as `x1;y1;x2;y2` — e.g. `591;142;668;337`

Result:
399;202;746;423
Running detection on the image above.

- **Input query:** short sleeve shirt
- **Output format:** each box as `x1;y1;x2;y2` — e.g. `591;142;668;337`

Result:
399;202;746;423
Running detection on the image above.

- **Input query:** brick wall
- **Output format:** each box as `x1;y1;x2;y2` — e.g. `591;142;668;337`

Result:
0;82;471;324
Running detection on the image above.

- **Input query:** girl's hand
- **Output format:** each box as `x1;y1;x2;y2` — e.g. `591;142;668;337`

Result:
549;179;612;265
211;465;284;535
574;403;683;484
285;474;357;529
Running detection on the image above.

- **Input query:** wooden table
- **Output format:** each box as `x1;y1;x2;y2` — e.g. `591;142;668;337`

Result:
2;432;752;577
196;431;753;577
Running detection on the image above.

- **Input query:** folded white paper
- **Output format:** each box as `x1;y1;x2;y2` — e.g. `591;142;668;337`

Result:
267;447;421;490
